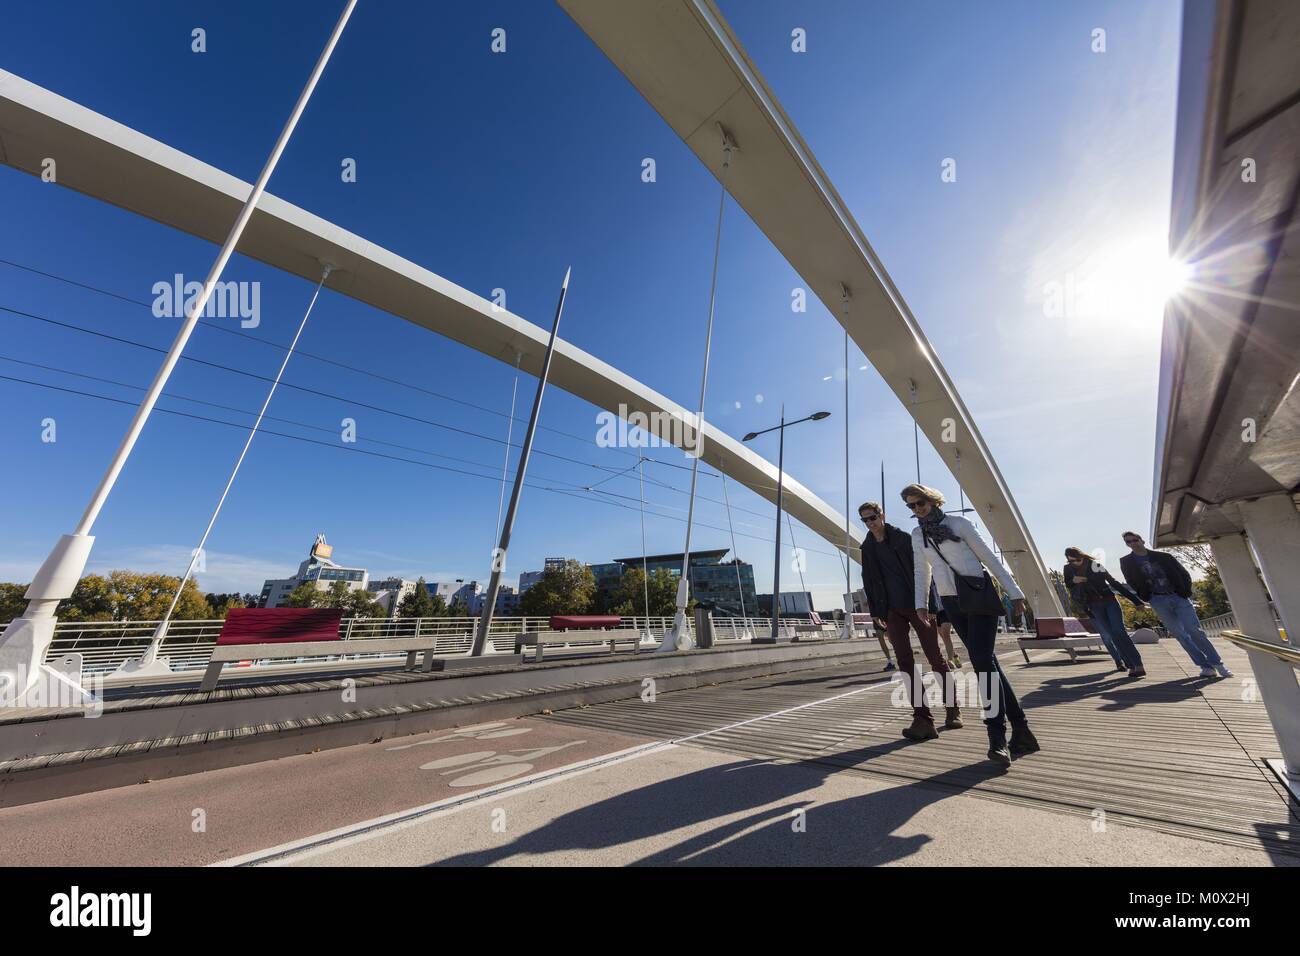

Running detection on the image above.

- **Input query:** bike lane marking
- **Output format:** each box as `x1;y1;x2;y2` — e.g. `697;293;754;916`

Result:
217;677;903;866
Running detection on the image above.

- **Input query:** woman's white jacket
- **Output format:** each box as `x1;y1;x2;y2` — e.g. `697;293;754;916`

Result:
911;514;1024;608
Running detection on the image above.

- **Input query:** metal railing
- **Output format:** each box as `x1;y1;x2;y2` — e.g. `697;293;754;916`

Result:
43;614;788;674
1220;629;1300;666
1201;606;1286;641
1200;611;1237;637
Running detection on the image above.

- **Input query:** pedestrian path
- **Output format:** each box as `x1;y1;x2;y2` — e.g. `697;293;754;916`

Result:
543;639;1300;859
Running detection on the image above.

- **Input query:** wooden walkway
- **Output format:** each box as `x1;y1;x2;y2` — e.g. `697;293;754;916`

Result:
543;637;1300;860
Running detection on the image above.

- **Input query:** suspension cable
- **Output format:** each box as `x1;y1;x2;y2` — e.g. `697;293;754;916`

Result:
139;266;332;666
666;126;736;648
494;351;523;547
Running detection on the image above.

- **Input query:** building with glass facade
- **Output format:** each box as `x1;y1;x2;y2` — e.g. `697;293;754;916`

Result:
596;549;758;616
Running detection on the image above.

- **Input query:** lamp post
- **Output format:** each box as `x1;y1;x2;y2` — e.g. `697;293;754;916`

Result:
743;408;830;643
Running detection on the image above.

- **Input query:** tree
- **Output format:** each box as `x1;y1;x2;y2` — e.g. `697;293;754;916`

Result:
519;560;596;617
0;583;28;624
1170;544;1215;576
608;567;680;617
398;578;447;618
336;585;389;620
1193;564;1231;618
283;581;326;609
56;571;213;621
206;592;247;618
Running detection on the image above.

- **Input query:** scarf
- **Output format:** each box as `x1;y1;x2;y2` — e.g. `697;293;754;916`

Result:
918;506;962;544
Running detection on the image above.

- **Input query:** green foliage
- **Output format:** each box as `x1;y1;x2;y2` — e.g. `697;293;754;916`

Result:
518;560;596;617
205;592;247;618
281;580;386;618
282;581;326;609
398;578;447;618
1120;600;1162;631
1192;565;1231;617
608;566;680;617
56;571;212;621
0;583;28;624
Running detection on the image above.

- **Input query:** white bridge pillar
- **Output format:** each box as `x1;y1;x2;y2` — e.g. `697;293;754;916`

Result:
0;534;95;699
1210;510;1300;782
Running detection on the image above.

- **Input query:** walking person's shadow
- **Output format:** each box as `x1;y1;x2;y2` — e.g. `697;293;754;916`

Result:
430;736;1008;867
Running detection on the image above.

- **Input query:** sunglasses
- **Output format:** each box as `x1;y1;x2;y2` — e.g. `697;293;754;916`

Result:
1067;556;1083;562
1123;538;1140;544
905;500;926;510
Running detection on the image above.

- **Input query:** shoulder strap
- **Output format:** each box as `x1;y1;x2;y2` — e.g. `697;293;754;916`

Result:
920;524;958;573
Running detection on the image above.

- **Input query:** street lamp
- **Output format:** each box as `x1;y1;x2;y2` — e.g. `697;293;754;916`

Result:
742;407;831;643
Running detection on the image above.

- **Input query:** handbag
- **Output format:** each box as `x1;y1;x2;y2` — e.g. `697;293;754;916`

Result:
921;525;1005;616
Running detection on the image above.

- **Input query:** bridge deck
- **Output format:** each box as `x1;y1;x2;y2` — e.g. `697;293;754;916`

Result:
543;638;1300;858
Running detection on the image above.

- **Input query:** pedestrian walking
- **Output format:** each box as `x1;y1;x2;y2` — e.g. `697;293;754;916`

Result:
1063;547;1146;677
859;501;961;741
906;483;1039;767
1118;532;1232;678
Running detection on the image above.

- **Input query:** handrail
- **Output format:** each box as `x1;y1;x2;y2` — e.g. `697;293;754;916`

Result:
1221;629;1300;667
41;613;782;673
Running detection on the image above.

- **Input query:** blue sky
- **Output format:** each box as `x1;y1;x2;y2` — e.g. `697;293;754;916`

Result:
0;0;1182;608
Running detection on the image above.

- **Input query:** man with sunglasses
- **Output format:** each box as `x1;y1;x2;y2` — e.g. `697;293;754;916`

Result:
859;501;961;741
1119;532;1232;678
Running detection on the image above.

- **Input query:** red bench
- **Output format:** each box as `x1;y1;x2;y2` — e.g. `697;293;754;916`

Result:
199;607;440;690
1017;616;1106;664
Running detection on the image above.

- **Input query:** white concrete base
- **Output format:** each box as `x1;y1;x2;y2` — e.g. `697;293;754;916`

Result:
0;615;59;698
657;610;695;653
113;655;175;678
1266;758;1300;804
1131;627;1160;644
1;652;96;709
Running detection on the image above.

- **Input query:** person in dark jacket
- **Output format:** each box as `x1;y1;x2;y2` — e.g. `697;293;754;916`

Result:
1063;547;1146;677
1119;532;1232;678
859;501;960;741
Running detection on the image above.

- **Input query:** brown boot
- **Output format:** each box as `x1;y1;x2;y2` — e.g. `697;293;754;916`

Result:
902;714;939;741
944;707;964;730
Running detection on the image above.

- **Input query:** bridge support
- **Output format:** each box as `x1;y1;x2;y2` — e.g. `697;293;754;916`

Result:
0;0;357;690
1210;497;1300;789
0;534;94;700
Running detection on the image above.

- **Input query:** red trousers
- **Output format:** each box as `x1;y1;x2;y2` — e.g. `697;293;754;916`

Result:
886;608;954;719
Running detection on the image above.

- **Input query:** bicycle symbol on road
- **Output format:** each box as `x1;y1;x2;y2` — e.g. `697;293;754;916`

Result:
387;721;589;788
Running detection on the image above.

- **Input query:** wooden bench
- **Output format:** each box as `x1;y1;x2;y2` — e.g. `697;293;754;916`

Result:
200;637;440;690
513;615;642;662
1017;616;1107;664
198;608;439;691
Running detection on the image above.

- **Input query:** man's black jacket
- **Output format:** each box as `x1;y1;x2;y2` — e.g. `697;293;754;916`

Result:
1119;548;1193;601
860;523;916;620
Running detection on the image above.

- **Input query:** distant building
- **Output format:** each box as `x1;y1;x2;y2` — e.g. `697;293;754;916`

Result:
370;577;417;616
596;550;757;616
493;586;522;616
519;557;577;594
259;535;370;608
757;591;815;616
427;580;483;614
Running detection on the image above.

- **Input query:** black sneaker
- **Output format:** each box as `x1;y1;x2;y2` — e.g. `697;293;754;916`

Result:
1009;723;1041;757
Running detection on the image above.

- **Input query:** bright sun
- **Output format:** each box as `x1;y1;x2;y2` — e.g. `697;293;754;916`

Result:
1074;236;1192;328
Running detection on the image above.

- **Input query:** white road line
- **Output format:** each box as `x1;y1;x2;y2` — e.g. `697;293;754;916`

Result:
216;647;1054;866
214;669;901;867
